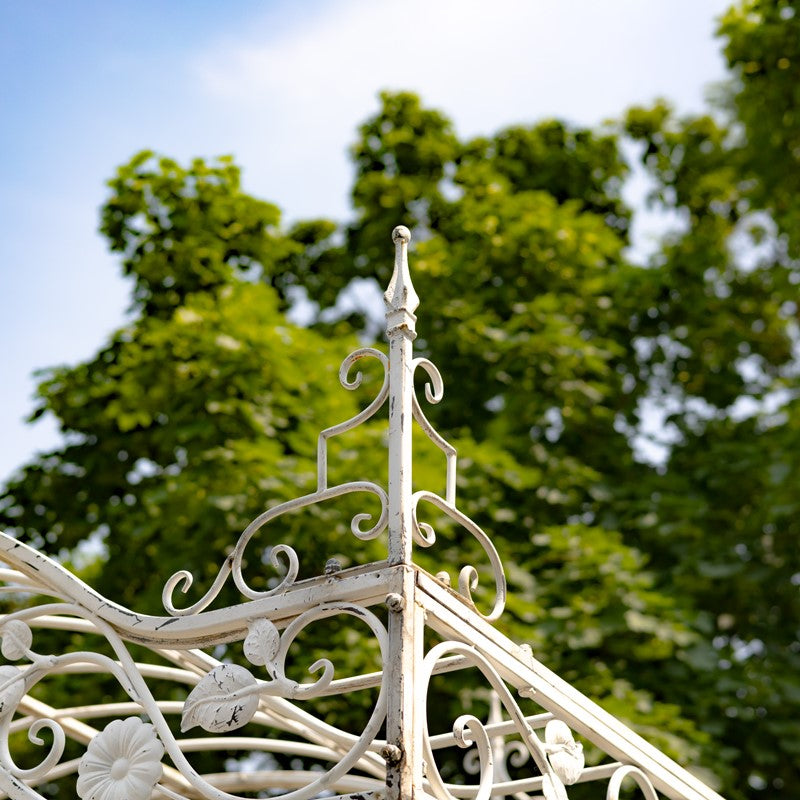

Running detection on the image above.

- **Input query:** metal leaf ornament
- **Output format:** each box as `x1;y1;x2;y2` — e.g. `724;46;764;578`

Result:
181;663;260;733
244;617;281;670
0;665;25;721
544;720;584;785
0;619;32;661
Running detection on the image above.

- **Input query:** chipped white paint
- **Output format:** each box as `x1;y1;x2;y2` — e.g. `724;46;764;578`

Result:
0;226;725;800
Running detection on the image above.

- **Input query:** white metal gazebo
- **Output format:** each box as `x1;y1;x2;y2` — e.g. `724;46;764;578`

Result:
0;227;724;800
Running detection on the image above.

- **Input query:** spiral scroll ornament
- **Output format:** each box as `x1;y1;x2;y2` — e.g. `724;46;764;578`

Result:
420;642;577;800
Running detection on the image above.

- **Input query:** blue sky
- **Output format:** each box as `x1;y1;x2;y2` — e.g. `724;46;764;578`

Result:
0;0;732;481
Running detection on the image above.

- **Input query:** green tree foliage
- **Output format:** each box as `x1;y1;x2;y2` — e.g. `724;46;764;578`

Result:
617;4;800;792
2;3;799;797
719;0;800;257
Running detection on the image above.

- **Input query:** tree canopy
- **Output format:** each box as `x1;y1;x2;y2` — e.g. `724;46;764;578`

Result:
2;2;799;798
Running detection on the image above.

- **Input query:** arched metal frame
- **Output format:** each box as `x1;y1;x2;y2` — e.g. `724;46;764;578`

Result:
0;227;724;800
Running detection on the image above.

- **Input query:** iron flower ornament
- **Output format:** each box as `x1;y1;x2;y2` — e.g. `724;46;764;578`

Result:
77;718;164;800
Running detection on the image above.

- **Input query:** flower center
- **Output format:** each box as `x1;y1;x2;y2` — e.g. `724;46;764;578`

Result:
110;757;130;780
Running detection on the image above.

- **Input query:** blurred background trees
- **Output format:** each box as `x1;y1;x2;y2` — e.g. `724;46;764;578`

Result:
1;1;798;797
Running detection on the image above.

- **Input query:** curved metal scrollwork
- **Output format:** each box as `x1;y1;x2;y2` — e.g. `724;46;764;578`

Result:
411;357;456;505
463;693;533;799
412;491;507;620
606;766;659;800
160;332;506;620
461;697;584;800
159;246;508;617
162;346;392;616
421;642;581;800
406;356;507;619
317;347;390;491
0;600;388;800
162;481;388;616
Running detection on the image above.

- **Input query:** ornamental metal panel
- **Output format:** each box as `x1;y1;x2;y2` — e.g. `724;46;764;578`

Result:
0;226;724;800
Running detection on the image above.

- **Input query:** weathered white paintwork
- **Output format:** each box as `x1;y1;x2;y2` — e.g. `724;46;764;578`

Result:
0;227;725;800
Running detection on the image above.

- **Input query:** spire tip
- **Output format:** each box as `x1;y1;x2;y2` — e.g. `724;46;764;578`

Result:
384;225;418;333
392;225;411;244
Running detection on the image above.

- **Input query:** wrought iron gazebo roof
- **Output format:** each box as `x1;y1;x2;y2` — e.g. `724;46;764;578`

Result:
0;227;724;800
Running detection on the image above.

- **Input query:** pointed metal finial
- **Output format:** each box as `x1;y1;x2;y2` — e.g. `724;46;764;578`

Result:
384;225;419;337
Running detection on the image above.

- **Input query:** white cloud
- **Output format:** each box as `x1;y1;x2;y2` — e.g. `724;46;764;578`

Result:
190;0;730;222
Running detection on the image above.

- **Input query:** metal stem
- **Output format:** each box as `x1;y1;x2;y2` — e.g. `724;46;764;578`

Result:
385;225;418;566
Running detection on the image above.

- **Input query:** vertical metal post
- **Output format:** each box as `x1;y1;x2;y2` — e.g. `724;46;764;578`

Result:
384;225;418;567
384;225;423;800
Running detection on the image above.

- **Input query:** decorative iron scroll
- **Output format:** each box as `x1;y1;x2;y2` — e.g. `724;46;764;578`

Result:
0;572;389;800
157;225;506;621
420;642;583;800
